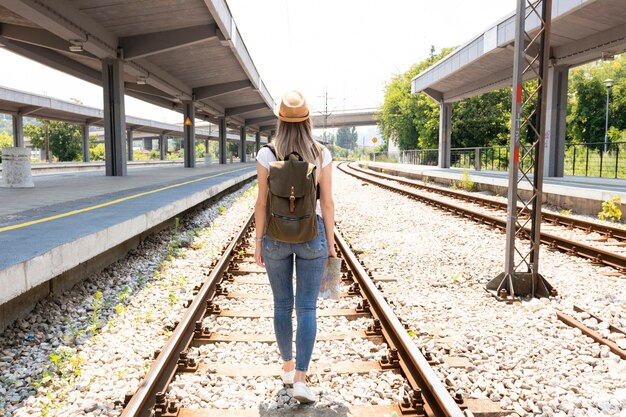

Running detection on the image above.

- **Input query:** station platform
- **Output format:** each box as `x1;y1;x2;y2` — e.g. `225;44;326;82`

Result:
362;162;626;216
0;162;256;331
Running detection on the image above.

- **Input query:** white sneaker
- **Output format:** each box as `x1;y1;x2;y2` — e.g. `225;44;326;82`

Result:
281;368;295;385
293;381;316;403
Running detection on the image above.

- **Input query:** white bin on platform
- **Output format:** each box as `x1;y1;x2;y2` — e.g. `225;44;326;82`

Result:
1;147;34;188
204;155;212;165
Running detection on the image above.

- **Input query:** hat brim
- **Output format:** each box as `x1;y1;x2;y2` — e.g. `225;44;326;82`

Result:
273;105;310;123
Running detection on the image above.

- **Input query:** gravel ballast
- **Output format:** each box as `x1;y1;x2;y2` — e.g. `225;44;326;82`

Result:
2;163;626;417
337;165;626;417
0;183;258;417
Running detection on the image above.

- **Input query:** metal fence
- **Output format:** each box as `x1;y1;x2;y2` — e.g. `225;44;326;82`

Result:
398;149;439;166
399;141;626;179
564;141;626;178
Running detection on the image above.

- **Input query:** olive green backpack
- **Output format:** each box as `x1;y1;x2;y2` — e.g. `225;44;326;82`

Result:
264;143;319;243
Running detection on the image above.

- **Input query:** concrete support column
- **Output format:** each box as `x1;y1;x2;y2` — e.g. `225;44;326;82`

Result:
183;101;195;168
82;125;90;162
219;117;227;164
544;65;569;177
1;147;33;188
438;103;452;169
127;129;134;161
12;112;24;147
255;132;261;154
102;58;127;176
239;126;246;162
269;130;275;143
144;138;153;151
159;134;166;160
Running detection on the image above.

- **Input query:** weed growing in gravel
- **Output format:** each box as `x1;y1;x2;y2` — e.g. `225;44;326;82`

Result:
218;207;226;214
459;170;476;192
33;346;85;417
136;272;147;287
118;286;130;302
422;175;430;184
114;304;126;316
115;368;128;380
174;275;187;287
168;292;177;307
560;209;572;215
87;291;104;333
63;317;85;344
34;346;84;392
599;195;622;222
190;240;204;250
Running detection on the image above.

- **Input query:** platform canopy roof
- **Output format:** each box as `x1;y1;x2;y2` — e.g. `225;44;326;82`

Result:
0;85;253;142
412;0;626;103
0;0;277;132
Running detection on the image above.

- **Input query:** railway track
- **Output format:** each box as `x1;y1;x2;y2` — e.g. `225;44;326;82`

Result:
119;211;468;417
339;162;626;274
557;306;626;361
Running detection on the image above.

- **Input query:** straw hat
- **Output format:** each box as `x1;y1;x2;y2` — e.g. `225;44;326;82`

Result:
274;90;310;123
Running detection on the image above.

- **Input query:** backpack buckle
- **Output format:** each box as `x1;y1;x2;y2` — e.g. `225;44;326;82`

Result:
289;186;296;213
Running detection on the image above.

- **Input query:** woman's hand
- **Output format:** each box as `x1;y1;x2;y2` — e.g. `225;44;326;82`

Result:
328;243;337;258
255;242;265;268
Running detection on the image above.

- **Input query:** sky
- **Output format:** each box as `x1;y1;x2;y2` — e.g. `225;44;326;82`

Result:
0;0;516;141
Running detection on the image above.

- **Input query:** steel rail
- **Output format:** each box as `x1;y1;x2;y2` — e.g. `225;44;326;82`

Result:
348;162;626;241
557;310;626;360
339;162;626;272
334;229;465;417
121;211;254;417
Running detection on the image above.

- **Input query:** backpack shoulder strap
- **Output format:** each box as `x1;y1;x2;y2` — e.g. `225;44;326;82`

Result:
263;143;277;159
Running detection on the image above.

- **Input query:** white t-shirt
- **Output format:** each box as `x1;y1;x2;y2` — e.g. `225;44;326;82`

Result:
256;146;332;217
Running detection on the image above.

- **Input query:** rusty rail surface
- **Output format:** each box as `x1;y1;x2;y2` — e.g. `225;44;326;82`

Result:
335;230;464;417
339;162;626;272
557;307;626;360
121;207;466;416
349;162;626;241
121;213;254;417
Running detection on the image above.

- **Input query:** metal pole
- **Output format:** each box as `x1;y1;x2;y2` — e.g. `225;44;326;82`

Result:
486;0;555;300
604;86;610;153
45;121;50;162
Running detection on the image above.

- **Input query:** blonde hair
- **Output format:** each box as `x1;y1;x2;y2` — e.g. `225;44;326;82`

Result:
273;118;324;180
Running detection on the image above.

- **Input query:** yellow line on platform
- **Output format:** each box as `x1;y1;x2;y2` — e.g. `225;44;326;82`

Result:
0;167;252;234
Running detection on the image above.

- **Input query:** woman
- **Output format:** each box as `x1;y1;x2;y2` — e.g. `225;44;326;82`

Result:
254;90;335;403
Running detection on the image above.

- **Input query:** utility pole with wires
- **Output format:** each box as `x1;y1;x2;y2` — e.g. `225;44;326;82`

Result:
317;88;333;146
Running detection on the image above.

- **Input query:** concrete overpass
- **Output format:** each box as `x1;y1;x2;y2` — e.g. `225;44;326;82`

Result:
311;109;377;129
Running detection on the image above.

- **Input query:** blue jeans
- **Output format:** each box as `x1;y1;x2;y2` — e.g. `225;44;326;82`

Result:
262;216;328;372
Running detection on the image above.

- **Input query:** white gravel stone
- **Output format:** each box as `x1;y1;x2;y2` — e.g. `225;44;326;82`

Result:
0;183;259;416
334;165;626;417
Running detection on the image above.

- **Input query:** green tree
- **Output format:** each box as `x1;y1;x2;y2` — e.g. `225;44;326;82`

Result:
336;127;358;149
378;47;455;151
567;54;626;145
568;75;606;145
24;120;82;161
0;131;13;161
451;88;511;148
